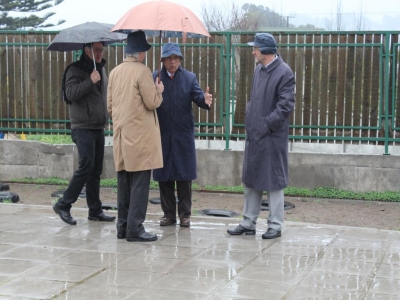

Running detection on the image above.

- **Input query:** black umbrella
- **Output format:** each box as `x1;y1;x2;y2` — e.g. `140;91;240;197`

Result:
46;22;126;52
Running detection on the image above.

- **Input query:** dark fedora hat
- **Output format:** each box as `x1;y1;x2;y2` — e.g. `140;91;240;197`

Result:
125;30;151;54
248;33;277;55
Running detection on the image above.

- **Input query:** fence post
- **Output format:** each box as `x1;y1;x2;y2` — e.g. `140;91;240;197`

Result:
224;33;232;150
383;32;391;155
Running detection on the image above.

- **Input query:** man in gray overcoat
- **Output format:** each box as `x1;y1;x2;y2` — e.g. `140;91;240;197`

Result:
227;33;295;239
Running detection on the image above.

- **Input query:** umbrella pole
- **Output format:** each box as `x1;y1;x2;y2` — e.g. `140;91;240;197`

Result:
91;47;96;70
158;30;162;80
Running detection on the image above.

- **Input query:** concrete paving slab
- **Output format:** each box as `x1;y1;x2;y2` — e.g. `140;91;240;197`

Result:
0;277;73;299
84;268;163;288
0;203;400;300
56;252;129;269
0;260;43;276
56;282;138;300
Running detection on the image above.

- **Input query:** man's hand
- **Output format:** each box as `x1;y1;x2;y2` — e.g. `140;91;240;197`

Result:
204;87;212;107
90;70;101;84
155;77;164;94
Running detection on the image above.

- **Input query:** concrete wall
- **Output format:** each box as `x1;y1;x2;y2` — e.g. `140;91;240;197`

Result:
1;140;400;192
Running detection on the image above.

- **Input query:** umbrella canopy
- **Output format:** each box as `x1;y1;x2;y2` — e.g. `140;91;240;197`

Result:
46;22;126;52
111;0;211;39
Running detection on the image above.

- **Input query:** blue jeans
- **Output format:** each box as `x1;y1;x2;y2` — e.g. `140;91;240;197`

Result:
57;129;104;216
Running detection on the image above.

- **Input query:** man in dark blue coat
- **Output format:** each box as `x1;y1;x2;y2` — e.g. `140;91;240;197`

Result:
152;43;212;227
227;33;295;239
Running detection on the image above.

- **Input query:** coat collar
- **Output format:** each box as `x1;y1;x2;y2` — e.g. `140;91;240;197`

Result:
259;55;282;72
123;56;140;63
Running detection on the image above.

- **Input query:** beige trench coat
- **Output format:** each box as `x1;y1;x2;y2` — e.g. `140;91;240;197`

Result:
107;56;163;172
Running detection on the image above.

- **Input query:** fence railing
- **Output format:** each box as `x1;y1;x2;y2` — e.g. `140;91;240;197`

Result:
1;30;400;154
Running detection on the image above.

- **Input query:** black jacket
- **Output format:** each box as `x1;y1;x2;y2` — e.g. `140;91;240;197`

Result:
65;56;109;129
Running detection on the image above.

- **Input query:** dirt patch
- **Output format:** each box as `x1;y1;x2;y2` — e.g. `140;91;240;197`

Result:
4;183;400;231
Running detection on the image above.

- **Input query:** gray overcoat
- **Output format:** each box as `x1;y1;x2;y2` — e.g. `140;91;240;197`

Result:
242;55;295;191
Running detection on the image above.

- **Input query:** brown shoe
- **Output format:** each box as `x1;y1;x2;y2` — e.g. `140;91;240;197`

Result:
180;217;190;227
160;217;177;226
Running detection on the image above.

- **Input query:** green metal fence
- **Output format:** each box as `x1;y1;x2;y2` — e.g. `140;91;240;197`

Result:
1;30;400;154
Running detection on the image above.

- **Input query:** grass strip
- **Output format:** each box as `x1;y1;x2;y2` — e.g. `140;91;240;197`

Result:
7;177;400;202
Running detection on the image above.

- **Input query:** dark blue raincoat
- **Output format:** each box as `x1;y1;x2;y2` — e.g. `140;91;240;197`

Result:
152;65;210;182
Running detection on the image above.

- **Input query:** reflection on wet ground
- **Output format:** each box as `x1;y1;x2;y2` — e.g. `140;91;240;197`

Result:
0;204;399;299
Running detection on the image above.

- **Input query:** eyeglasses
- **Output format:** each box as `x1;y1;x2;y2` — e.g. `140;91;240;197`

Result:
252;47;260;51
93;48;104;53
166;56;180;61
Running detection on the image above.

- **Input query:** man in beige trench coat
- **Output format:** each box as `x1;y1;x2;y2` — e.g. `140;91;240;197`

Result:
107;30;164;242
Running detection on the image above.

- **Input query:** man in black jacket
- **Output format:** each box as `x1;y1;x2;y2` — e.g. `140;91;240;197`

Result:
53;42;115;225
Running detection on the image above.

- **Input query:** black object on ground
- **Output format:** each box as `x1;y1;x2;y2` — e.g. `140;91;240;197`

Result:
0;192;20;203
260;200;295;211
0;183;10;191
51;189;86;198
149;197;178;204
197;209;239;217
102;203;118;210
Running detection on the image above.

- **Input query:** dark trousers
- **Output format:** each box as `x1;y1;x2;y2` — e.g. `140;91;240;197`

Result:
117;170;151;238
58;129;104;216
159;180;192;219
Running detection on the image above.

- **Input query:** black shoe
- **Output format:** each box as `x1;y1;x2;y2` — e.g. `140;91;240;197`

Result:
262;228;281;239
126;232;158;242
53;204;77;225
227;224;255;235
117;231;126;239
88;212;116;222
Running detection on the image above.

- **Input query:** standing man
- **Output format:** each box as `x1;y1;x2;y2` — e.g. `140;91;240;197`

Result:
107;30;164;242
53;42;115;225
152;43;212;228
227;33;295;239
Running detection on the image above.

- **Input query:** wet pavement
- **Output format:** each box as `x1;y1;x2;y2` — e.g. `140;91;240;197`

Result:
0;203;399;300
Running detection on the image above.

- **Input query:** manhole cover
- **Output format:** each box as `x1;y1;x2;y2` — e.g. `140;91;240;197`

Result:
149;197;178;204
260;200;295;211
0;191;20;203
198;209;239;217
0;183;10;191
102;203;118;210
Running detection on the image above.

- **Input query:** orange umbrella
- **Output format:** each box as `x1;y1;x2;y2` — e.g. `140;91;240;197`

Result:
112;0;210;41
112;0;211;76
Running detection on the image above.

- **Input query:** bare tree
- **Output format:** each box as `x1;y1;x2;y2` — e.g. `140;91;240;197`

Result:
325;0;368;31
200;0;259;32
325;0;346;30
335;0;346;30
352;3;367;30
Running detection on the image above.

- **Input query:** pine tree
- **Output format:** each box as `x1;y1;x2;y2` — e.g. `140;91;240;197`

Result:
0;0;65;30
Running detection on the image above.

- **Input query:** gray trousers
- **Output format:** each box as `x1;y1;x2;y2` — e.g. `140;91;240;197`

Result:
240;187;284;231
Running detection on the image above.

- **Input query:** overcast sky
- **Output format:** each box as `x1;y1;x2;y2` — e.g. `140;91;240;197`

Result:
29;0;400;31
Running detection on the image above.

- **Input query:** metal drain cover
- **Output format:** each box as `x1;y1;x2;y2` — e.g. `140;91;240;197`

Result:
149;197;178;204
260;200;295;211
198;209;239;217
